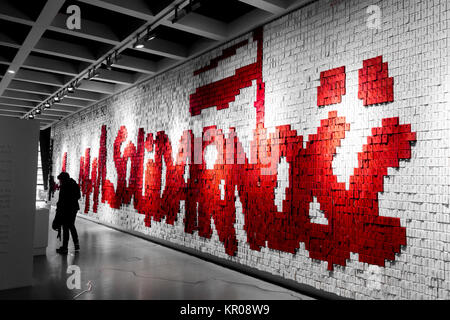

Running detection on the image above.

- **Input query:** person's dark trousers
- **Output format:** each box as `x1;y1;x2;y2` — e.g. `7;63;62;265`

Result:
62;213;79;249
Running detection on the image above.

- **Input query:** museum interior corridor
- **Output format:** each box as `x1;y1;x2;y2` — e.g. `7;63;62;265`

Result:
0;0;449;305
0;212;312;300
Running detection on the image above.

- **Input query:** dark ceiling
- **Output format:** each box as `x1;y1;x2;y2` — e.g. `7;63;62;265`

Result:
0;0;311;129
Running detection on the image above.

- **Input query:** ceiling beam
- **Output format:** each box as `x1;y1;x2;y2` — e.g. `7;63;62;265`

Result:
66;90;106;102
0;0;66;98
0;55;11;65
227;8;273;36
56;98;89;108
45;104;81;113
0;105;66;120
0;1;35;26
24;55;81;76
14;69;68;87
7;80;55;95
0;32;22;49
48;13;121;45
0;110;25;118
238;0;290;14
33;38;97;63
113;55;157;74
77;80;116;95
77;0;155;21
32;113;63;120
39;108;73;116
2;90;46;102
161;13;228;41
0;105;29;113
94;69;136;85
139;38;188;60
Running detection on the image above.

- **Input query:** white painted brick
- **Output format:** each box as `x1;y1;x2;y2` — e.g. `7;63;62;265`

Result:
51;0;450;299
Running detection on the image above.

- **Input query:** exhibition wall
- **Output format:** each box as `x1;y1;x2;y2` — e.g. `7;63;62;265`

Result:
51;0;450;299
0;117;39;290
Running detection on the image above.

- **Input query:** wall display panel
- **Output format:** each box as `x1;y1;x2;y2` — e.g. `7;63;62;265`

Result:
52;0;450;299
0;117;39;290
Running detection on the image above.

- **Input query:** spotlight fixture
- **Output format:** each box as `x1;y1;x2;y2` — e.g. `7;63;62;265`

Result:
67;84;74;93
172;0;202;23
87;68;99;80
185;0;202;13
146;32;157;41
172;4;180;23
44;102;51;109
114;51;121;61
54;96;60;102
133;36;144;49
28;114;34;119
144;27;157;41
35;108;41;114
105;56;113;70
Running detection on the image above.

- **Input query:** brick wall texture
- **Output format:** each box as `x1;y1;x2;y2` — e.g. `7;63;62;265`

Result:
51;0;450;299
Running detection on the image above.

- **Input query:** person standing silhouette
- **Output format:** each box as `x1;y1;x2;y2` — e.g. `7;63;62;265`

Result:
55;172;81;254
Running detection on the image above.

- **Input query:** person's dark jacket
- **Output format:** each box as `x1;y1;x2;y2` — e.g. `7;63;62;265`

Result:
56;178;81;223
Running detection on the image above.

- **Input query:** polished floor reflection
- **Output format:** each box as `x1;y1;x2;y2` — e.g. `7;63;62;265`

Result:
0;214;313;300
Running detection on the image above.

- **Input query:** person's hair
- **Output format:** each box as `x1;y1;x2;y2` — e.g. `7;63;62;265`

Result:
57;172;70;181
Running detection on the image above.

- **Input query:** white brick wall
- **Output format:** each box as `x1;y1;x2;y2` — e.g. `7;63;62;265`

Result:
52;0;450;299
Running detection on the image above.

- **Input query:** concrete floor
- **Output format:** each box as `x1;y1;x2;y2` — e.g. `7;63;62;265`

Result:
0;214;313;300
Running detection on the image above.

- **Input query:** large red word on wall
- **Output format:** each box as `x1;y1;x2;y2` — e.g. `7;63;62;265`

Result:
70;29;415;270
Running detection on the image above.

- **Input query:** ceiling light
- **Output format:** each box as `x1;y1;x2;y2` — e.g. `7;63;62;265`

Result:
28;114;34;119
67;85;74;92
146;33;156;41
133;36;144;49
144;26;157;42
44;102;50;109
134;42;144;49
35;109;41;114
7;70;15;74
54;96;60;102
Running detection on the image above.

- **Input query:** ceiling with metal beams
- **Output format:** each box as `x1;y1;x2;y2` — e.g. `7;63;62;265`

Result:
0;0;312;130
